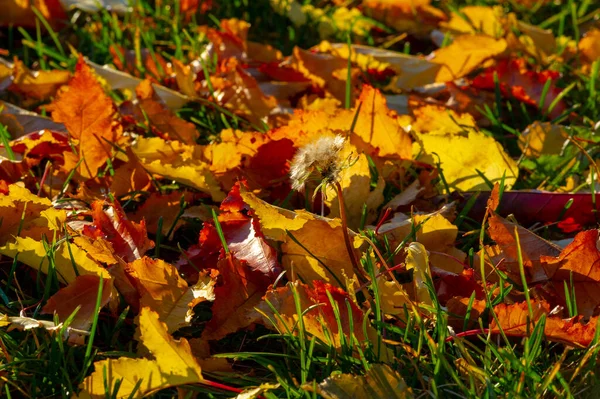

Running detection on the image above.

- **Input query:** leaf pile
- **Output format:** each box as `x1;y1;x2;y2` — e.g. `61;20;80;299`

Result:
0;0;599;397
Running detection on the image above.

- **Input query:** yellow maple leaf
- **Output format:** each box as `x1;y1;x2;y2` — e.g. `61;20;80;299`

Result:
0;236;111;284
519;121;570;157
132;137;224;201
432;35;508;82
241;190;363;285
0;183;66;244
77;308;203;398
126;257;214;332
415;130;518;191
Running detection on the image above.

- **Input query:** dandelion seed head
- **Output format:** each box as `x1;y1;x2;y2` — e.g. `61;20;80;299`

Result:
290;134;347;192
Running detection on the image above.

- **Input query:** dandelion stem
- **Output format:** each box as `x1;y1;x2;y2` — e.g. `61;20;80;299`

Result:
335;182;363;280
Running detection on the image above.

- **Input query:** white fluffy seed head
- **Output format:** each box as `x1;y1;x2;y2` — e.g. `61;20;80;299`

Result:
289;135;346;192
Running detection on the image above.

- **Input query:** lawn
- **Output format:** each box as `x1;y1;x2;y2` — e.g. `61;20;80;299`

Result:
0;0;600;397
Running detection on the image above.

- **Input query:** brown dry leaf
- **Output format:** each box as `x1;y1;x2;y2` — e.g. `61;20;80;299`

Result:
78;307;203;398
48;57;120;179
136;79;198;144
41;275;112;342
432;35;508;82
519;122;569;157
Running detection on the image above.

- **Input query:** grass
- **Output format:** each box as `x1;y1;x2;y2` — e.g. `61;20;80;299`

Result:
1;0;600;398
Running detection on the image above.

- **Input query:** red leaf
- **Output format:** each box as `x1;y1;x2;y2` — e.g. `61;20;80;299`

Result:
472;58;567;118
83;200;154;263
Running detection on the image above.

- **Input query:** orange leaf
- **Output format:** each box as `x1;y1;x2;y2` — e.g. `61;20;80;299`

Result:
491;301;598;348
48;56;120;178
41;275;112;342
202;254;271;340
135;79;198;144
82;200;154;263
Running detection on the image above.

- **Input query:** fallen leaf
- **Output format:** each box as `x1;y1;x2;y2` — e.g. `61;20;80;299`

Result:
0;236;111;284
126;257;213;332
135;79;198;144
307;364;413;399
42;275;112;342
472;58;567;118
82;200;154;263
48;57;120;178
416;130;518;191
132;137;225;201
432;35;508;82
0;183;66;244
491;301;598;348
519;122;570;157
78;307;203;398
202;255;270;340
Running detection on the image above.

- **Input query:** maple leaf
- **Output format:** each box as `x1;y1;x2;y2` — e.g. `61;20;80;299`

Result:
202;255;271;340
131;137;225;201
431;35;508;82
41;275;112;343
9;60;71;100
308;364;413;399
48;56;121;179
0;236;111;284
416;130;518;191
254;281;373;348
491;301;598;348
0;183;66;245
78;307;204;398
126;257;215;332
362;0;447;36
134;80;198;144
472;58;567;118
82;200;154;263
